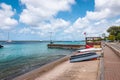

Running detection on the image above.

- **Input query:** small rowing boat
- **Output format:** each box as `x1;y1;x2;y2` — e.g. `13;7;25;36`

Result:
70;52;100;63
77;48;102;52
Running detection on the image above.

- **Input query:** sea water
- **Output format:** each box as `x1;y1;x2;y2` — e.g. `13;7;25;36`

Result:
0;41;85;80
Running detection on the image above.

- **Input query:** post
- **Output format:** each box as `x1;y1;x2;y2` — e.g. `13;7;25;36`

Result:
84;32;87;42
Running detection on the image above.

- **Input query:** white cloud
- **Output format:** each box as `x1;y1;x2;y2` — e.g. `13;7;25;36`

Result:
94;19;107;25
68;0;120;38
86;0;120;21
63;0;120;39
18;0;120;40
50;19;70;31
115;19;120;24
86;9;111;20
19;18;70;39
19;27;32;34
64;17;110;39
87;0;120;36
0;3;18;30
20;0;75;25
30;18;70;31
19;0;74;40
95;0;120;12
64;26;73;34
73;18;89;29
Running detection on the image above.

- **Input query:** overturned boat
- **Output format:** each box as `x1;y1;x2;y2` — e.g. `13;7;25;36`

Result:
77;48;102;53
70;52;100;63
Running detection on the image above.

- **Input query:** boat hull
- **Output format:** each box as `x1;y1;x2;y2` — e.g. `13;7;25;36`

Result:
0;45;3;48
70;53;100;63
77;48;102;52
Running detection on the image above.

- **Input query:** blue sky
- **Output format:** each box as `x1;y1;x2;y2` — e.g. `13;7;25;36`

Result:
56;0;94;22
0;0;120;41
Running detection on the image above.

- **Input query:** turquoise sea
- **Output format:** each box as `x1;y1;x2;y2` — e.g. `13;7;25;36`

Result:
0;41;85;80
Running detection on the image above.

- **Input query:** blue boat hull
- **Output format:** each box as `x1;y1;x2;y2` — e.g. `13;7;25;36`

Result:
70;53;100;63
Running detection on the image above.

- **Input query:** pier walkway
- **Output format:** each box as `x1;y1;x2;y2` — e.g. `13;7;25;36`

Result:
104;43;120;80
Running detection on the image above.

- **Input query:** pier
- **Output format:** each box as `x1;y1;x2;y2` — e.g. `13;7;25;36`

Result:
47;44;85;49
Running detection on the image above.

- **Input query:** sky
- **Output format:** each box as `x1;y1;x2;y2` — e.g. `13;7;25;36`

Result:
0;0;120;41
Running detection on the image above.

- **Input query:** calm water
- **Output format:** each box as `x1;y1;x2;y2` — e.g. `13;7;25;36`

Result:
0;41;85;80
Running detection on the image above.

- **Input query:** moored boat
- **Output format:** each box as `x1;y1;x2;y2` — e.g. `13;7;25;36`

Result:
0;45;3;48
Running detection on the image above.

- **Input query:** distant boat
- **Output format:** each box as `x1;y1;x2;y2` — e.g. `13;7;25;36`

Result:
6;40;12;43
0;45;3;48
6;32;12;43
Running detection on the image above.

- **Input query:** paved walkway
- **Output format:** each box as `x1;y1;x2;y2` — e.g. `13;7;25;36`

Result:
104;44;120;80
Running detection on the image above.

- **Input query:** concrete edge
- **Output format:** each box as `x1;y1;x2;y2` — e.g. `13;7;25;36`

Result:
97;57;104;80
13;55;71;80
96;43;104;80
96;58;100;80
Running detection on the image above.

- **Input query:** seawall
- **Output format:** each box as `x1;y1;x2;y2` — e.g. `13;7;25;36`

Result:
13;55;71;80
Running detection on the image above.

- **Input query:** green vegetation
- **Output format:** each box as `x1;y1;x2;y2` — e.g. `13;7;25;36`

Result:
108;35;115;41
107;26;120;41
116;33;120;42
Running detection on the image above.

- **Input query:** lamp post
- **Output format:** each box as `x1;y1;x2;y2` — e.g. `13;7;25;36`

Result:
84;32;87;48
102;33;106;41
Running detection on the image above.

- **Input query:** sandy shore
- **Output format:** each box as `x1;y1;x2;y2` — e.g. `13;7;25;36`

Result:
36;60;99;80
14;57;99;80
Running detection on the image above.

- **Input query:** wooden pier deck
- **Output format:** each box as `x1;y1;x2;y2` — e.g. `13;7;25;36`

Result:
104;43;120;80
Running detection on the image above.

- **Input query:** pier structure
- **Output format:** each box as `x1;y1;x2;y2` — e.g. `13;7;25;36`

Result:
47;44;85;49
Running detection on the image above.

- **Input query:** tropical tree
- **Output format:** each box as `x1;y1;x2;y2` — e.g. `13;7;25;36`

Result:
117;33;120;42
108;35;115;41
107;26;120;41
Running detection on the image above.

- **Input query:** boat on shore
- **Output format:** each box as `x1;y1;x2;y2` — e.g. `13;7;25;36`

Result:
77;48;102;52
70;52;100;62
